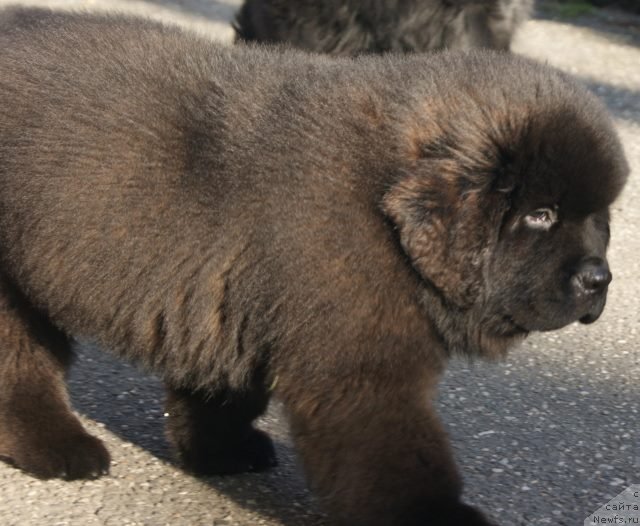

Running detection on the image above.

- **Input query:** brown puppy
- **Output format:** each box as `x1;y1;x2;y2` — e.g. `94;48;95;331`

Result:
0;8;628;526
234;0;533;54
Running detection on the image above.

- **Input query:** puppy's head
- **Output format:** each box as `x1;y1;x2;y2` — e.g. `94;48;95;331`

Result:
382;54;628;356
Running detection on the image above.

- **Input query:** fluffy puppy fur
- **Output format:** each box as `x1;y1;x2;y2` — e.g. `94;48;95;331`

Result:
234;0;534;54
0;8;628;526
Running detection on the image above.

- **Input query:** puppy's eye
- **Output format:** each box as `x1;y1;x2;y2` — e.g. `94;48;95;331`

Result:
523;206;558;230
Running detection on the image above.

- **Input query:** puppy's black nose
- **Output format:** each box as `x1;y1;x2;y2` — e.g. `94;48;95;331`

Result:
574;258;611;294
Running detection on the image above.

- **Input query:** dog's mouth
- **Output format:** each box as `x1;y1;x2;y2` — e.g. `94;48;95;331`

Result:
577;294;607;324
508;301;606;332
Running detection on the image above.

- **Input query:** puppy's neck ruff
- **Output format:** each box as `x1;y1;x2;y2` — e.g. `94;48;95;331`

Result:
419;285;528;360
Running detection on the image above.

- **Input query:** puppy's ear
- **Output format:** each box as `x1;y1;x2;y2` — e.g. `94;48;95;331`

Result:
383;160;496;308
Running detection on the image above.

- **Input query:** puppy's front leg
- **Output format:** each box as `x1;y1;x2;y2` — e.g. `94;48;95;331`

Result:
285;382;494;526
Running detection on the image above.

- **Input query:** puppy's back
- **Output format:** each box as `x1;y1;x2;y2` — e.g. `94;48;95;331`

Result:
0;10;396;374
0;11;249;353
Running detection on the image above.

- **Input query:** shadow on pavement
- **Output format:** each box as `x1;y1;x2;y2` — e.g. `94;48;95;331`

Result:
538;1;640;48
579;76;640;126
66;336;640;525
439;339;639;525
68;343;327;526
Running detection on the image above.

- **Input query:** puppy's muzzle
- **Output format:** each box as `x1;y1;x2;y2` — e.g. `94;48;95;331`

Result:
572;257;611;324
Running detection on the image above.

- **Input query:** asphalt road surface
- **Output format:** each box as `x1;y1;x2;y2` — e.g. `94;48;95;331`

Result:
0;1;638;525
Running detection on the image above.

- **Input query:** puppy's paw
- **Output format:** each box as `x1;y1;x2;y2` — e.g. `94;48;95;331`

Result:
180;428;278;476
242;428;279;472
2;432;110;480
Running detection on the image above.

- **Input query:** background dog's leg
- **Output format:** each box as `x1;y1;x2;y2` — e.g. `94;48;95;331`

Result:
0;278;110;480
286;389;495;526
164;383;276;476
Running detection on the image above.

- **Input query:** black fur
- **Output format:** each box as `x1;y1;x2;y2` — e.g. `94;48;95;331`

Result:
234;0;533;54
0;8;628;526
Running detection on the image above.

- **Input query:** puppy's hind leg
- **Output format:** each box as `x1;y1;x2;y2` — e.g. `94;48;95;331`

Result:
0;277;110;479
165;381;277;476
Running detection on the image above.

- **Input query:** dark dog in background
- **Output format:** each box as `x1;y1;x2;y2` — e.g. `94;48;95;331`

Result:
234;0;533;54
0;8;628;526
